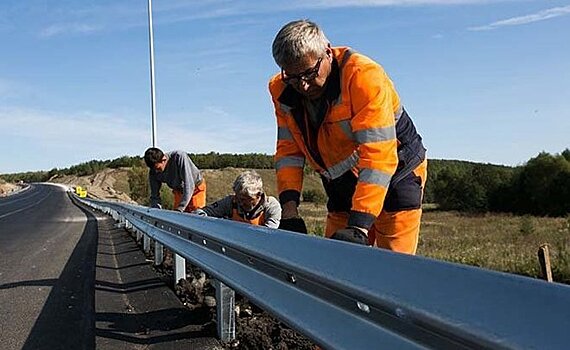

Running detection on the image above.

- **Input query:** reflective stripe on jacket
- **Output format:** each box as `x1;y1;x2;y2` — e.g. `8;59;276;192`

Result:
270;47;426;229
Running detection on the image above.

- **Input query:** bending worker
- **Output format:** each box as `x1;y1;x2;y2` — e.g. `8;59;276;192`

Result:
144;147;206;212
270;20;427;253
194;170;281;228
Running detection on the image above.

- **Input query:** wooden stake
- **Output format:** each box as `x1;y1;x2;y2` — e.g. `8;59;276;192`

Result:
538;244;553;282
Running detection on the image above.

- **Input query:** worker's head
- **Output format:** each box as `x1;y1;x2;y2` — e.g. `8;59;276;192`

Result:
233;170;264;212
272;19;333;99
144;147;168;172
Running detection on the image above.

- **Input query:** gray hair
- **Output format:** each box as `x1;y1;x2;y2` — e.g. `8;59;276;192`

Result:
272;19;329;68
233;170;264;197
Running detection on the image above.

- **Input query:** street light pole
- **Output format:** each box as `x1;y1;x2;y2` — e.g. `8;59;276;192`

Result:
147;0;157;147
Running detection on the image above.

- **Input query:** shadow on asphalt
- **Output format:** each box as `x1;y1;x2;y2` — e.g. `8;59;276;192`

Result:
95;278;165;294
95;307;214;345
0;279;58;290
22;198;98;350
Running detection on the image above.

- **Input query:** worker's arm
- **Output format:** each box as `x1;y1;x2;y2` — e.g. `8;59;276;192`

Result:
148;170;162;208
196;195;233;218
269;81;305;219
263;196;282;229
175;152;196;212
346;60;399;231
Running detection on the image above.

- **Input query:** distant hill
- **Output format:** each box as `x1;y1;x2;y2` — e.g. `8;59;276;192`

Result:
2;149;568;216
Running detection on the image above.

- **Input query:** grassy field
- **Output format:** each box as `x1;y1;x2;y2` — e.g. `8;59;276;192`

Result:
298;204;570;284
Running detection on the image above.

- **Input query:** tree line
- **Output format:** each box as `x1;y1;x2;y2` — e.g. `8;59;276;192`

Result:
2;149;568;217
425;149;570;216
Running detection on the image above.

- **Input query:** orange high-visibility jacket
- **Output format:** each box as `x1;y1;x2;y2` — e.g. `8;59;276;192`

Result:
269;47;426;229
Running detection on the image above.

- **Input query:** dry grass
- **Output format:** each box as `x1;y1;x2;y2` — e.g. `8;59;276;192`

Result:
299;204;570;283
419;211;570;282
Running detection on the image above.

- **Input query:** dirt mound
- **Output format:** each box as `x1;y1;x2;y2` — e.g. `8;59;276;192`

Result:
50;168;135;203
0;182;20;197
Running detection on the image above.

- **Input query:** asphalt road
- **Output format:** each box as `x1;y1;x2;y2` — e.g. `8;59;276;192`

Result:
0;183;221;350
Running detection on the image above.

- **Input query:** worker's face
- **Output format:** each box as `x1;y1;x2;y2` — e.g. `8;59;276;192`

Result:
281;48;332;99
153;156;167;172
236;192;262;212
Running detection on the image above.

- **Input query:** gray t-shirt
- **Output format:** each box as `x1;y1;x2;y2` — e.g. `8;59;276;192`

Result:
149;150;203;211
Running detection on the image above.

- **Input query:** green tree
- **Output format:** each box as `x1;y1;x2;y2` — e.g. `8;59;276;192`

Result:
513;152;570;216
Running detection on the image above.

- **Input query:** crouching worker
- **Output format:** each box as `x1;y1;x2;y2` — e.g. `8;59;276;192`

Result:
144;147;207;212
194;170;281;228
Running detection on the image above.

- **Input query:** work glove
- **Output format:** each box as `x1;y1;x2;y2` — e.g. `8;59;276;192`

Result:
192;209;207;216
278;217;308;234
331;227;368;245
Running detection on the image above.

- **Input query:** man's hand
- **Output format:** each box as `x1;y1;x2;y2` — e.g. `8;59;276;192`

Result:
331;227;369;245
278;217;308;234
192;209;207;216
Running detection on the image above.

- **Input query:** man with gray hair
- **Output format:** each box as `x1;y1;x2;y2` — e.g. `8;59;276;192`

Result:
194;170;281;228
269;20;427;254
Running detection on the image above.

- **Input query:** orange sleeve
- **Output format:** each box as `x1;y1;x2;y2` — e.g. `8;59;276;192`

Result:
347;61;399;228
269;78;305;205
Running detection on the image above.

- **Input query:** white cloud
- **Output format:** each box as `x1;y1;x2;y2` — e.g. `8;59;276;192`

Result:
306;0;506;7
36;0;513;37
469;5;570;31
40;23;100;37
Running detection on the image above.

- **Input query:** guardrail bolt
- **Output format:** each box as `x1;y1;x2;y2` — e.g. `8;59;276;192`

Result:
287;273;297;284
357;301;370;313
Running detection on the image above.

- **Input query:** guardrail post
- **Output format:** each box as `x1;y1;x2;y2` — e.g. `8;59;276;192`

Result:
154;242;163;265
214;279;235;342
174;253;186;285
136;229;142;242
538;244;553;282
143;234;151;253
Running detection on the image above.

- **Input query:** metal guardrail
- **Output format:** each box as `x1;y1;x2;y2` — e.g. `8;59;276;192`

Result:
77;196;570;350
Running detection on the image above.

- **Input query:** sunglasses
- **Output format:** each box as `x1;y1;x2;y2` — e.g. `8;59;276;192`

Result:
281;57;323;85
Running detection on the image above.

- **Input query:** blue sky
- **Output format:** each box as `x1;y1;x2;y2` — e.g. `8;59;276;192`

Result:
1;0;569;173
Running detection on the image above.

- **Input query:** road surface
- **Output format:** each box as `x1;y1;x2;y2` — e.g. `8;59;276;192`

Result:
0;183;221;349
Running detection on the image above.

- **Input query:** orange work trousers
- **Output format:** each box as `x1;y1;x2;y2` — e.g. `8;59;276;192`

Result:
324;159;427;254
173;180;207;212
